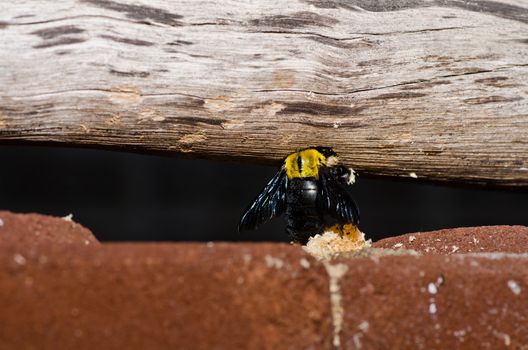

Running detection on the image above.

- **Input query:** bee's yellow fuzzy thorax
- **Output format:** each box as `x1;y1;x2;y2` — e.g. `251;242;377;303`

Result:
284;149;326;179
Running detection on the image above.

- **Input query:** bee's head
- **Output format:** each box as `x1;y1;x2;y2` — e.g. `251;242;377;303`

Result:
312;146;339;167
313;146;336;158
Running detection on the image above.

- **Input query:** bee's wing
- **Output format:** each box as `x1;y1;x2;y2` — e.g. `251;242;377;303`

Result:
238;167;288;231
318;166;360;225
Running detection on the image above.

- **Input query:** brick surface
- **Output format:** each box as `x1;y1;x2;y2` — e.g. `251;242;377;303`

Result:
338;254;528;349
373;225;528;254
1;212;528;349
0;211;99;248
0;243;332;350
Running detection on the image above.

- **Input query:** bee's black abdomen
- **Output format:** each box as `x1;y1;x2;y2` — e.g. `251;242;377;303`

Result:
285;178;324;244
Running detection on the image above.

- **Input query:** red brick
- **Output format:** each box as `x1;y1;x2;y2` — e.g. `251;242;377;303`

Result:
2;212;528;349
0;243;332;350
338;254;528;349
373;225;528;253
0;211;99;248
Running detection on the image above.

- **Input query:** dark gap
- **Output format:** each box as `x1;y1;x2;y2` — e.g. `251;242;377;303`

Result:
0;145;526;242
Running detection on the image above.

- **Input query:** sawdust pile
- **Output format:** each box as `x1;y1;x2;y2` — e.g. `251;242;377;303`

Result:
303;225;371;260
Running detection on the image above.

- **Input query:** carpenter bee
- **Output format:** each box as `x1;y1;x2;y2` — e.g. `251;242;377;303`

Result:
238;147;360;244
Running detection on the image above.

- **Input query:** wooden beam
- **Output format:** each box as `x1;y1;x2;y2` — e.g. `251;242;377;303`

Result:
1;0;527;186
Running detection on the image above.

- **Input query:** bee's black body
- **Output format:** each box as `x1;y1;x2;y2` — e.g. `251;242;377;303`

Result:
285;178;322;244
238;147;359;244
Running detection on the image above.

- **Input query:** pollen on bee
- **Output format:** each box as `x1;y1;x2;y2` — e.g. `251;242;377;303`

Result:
326;156;339;167
322;223;363;242
341;223;363;242
324;224;342;235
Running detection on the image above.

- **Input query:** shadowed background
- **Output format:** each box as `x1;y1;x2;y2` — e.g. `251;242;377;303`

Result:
1;145;526;242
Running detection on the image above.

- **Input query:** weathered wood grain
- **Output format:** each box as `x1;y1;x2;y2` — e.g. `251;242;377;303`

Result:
0;0;527;186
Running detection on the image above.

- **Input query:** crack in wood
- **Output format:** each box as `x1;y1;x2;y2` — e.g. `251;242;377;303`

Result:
6;89;207;101
33;36;86;48
5;14;169;27
277;102;366;116
249;11;339;29
100;34;153;46
108;69;151;78
301;0;528;24
248;26;472;41
30;25;85;39
253;65;525;97
463;95;523;104
80;0;183;26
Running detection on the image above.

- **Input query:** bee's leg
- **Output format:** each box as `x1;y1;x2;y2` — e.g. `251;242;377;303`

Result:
326;166;355;185
323;223;362;242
